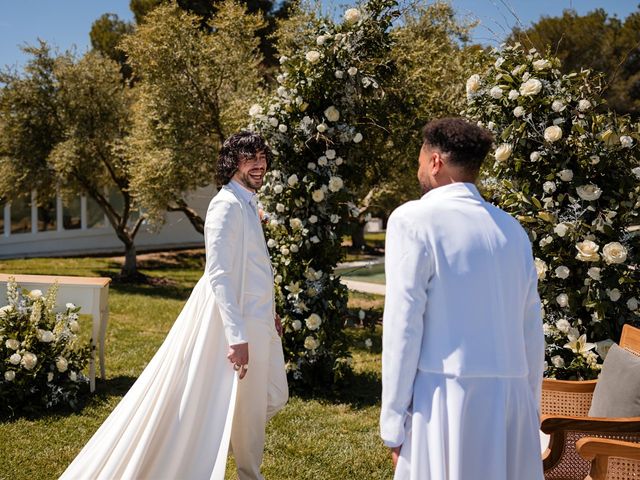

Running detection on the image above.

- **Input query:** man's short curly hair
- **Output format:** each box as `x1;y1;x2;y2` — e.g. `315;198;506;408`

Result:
422;117;494;173
216;131;272;185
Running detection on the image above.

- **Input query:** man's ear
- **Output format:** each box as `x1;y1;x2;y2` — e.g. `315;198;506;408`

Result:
431;151;444;175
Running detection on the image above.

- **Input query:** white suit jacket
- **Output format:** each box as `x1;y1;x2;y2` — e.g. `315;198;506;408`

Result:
380;182;544;447
204;183;274;346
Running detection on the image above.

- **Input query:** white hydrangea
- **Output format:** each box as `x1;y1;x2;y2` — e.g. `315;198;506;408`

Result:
305;50;321;63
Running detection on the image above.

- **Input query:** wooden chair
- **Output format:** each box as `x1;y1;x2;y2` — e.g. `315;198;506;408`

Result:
541;324;640;480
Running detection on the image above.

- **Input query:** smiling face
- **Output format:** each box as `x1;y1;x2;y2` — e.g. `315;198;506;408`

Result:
232;151;267;192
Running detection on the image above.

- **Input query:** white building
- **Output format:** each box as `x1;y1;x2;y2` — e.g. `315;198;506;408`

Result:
0;187;214;259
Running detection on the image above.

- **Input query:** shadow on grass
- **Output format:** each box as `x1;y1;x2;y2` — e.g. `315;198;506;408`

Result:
292;369;381;409
0;375;137;423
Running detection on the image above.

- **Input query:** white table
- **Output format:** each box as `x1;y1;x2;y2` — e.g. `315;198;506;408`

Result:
0;274;110;392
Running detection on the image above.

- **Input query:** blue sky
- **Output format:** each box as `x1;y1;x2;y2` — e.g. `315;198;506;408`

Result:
1;1;638;70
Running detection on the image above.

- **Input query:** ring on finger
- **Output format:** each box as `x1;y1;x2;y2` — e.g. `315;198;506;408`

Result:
233;363;241;371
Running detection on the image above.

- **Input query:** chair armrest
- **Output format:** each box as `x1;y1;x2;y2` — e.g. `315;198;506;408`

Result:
576;437;640;480
577;437;640;461
541;415;640;435
542;378;598;393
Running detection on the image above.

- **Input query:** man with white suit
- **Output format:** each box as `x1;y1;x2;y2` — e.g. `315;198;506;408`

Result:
380;118;544;480
208;131;289;479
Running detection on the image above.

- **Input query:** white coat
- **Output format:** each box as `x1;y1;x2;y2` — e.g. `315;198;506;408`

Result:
60;183;284;480
380;182;544;480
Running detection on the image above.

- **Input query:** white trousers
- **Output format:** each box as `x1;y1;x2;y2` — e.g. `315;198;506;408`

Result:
230;318;288;480
395;371;543;480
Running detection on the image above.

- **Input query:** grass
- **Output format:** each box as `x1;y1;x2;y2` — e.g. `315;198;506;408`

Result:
0;253;390;480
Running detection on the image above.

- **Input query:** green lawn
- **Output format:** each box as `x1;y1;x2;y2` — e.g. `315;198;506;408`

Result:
0;253;391;480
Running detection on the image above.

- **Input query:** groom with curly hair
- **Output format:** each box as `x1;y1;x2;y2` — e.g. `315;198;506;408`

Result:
380;118;544;480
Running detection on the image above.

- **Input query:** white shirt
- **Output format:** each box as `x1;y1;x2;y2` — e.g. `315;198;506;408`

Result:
380;182;544;447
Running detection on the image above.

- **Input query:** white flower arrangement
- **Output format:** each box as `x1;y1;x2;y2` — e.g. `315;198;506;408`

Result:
465;43;640;380
0;279;91;414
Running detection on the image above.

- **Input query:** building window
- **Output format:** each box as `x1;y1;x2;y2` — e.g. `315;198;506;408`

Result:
87;196;105;229
63;196;81;230
10;194;31;234
37;195;57;232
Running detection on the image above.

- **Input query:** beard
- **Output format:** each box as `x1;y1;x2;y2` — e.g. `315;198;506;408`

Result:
235;171;264;191
419;176;433;195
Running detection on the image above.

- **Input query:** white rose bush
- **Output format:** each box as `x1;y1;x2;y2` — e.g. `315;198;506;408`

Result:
465;44;640;379
248;0;398;390
0;279;91;415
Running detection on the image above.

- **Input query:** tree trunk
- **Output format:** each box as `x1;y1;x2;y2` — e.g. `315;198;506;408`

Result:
351;222;366;250
122;242;137;278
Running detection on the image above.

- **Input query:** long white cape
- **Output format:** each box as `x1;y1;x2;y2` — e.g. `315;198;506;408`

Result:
60;275;237;480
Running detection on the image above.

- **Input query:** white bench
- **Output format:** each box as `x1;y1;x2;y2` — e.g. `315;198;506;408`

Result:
0;274;110;392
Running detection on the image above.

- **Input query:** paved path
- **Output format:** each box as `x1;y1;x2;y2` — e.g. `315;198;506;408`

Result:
341;278;386;296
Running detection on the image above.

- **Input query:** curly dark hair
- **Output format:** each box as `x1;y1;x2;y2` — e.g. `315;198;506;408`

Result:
422;117;494;173
216;131;272;185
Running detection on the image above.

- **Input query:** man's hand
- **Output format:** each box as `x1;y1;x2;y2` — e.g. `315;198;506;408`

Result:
275;314;283;337
227;342;249;379
390;446;401;468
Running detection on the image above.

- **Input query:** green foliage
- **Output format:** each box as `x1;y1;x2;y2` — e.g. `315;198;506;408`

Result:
252;0;399;390
0;280;92;416
121;0;264;232
464;44;640;379
510;7;640;117
89;13;135;79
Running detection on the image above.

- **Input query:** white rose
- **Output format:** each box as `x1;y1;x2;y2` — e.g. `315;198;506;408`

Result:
267;239;277;248
29;289;43;299
534;258;548;280
280;246;290;256
324;106;340;122
273;184;284;194
316;123;327;133
5;339;19;350
575;240;600;262
513;106;525;117
578;99;592;112
633;166;640;179
249;104;263;117
276;203;285;212
628;297;639;311
544;125;563;142
556;293;569;308
47;372;54;382
330;214;340;223
335;157;343;166
305;50;321;63
554;223;568;237
587;267;601;281
335;70;344;79
268;117;279;128
620;135;634;148
551;355;565;368
529;151;541;162
543;181;556;193
292;320;302;331
56;357;68;373
310;236;320;244
21;352;37;370
556;318;571;334
607;288;621;302
317;156;327;167
304;336;319;350
489;86;503;99
287;174;298;187
558;169;574;182
4;370;15;382
290;244;299;253
312;189;325;202
328;176;344;192
325;149;336;160
533;59;551;71
519;78;542;96
278;124;288;133
555;266;570;279
511;64;526;76
364;338;373;349
316;35;327;45
602;242;628;264
576;184;602;201
347;67;358;76
344;8;361;23
494;144;513;162
353;132;363;143
309;215;318;224
306;313;322;330
307;162;316;170
508;89;519;100
290;218;303;230
539;235;553;247
36;329;54;343
466;74;481;95
274;275;282;284
69;371;77;382
590;155;600;165
551;100;565;112
9;353;21;365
